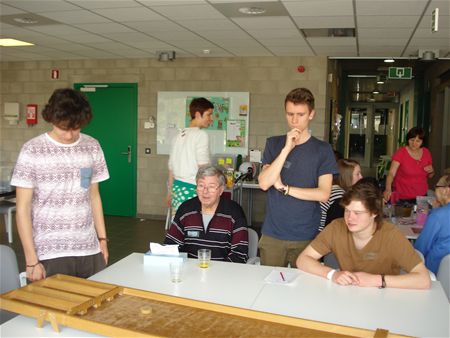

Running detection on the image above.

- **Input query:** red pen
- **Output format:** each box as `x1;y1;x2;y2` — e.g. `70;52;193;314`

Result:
280;272;285;281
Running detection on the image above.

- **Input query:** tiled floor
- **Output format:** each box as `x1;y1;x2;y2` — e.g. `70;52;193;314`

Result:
0;215;167;273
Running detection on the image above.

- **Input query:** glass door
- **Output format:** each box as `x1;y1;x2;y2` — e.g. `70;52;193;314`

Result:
346;104;397;169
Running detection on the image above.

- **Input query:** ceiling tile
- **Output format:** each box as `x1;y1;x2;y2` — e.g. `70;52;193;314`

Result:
0;3;27;15
308;37;356;47
359;46;404;57
247;29;303;39
1;0;80;12
257;37;308;47
139;0;205;6
75;22;136;34
124;20;186;33
67;0;142;9
413;27;450;39
356;1;428;16
38;10;111;24
358;28;413;38
358;15;421;28
266;46;315;56
212;39;266;48
150;4;225;20
177;19;238;31
293;16;355;29
196;29;251;39
92;7;165;22
27;25;90;36
314;45;357;56
419;15;450;29
231;17;297;30
359;38;409;47
283;0;354;17
150;30;205;41
409;37;450;47
63;34;112;44
426;0;450;15
100;32;162;43
225;46;273;56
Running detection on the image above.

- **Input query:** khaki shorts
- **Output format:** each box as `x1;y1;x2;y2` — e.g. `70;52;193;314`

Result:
258;234;310;268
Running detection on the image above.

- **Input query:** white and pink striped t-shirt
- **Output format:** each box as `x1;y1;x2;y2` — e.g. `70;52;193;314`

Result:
11;133;109;260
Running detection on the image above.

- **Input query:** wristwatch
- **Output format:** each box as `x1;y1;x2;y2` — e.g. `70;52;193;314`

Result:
278;186;287;194
277;185;289;195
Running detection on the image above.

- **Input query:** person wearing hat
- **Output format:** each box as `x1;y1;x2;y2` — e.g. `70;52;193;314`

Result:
415;172;450;275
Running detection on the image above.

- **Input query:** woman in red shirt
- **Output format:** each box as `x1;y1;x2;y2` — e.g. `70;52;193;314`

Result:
383;127;434;204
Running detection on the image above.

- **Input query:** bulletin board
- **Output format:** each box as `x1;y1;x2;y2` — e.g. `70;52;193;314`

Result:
156;91;250;155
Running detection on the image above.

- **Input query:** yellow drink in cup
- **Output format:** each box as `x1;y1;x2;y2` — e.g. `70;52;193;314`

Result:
198;249;211;268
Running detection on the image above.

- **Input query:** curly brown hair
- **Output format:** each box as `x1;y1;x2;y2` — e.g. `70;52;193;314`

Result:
42;88;92;129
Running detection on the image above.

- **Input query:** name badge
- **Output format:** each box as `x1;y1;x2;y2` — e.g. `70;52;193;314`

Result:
187;230;200;238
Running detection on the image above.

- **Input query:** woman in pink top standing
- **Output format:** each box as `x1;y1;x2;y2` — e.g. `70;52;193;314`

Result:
383;127;434;204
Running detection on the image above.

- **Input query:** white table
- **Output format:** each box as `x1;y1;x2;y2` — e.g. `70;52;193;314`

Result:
90;253;271;309
1;253;449;337
252;270;449;338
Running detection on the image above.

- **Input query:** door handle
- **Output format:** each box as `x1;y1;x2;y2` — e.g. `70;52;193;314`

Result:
120;145;131;163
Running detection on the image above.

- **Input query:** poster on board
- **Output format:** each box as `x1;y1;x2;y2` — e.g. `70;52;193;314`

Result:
157;91;250;156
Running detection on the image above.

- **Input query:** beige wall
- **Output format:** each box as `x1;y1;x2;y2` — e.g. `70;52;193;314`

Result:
0;56;328;221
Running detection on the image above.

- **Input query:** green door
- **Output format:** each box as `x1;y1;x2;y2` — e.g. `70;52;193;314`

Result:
74;83;137;217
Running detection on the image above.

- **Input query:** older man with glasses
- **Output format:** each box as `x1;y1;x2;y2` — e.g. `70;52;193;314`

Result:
164;166;248;263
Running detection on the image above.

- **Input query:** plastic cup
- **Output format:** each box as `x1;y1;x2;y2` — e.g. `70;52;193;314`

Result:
169;262;183;283
198;249;211;268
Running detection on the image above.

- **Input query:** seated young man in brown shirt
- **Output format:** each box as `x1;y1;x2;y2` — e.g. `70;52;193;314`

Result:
297;180;431;289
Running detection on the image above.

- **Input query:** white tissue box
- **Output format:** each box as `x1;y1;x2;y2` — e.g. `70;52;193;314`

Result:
143;251;188;265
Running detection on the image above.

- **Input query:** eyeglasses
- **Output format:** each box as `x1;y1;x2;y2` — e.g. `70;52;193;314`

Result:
435;185;449;189
196;185;220;193
344;208;370;216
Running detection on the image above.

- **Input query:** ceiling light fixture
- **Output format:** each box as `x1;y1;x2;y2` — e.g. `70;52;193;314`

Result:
373;90;380;94
238;7;266;15
202;49;210;54
384;57;395;63
0;38;34;46
13;17;38;24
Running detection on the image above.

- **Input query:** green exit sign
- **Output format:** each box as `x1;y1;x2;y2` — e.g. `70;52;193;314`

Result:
388;67;412;79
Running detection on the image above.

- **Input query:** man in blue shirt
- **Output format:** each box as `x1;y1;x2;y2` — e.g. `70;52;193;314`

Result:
258;88;337;267
415;173;450;275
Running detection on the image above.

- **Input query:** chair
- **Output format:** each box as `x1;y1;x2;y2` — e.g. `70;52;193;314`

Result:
0;200;16;243
437;254;450;301
0;245;20;324
246;227;260;265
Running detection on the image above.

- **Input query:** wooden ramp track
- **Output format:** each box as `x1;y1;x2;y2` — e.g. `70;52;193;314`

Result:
0;274;409;338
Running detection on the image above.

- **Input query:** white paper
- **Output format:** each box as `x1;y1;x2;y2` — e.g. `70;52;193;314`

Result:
249;149;261;163
264;269;298;284
149;242;180;256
